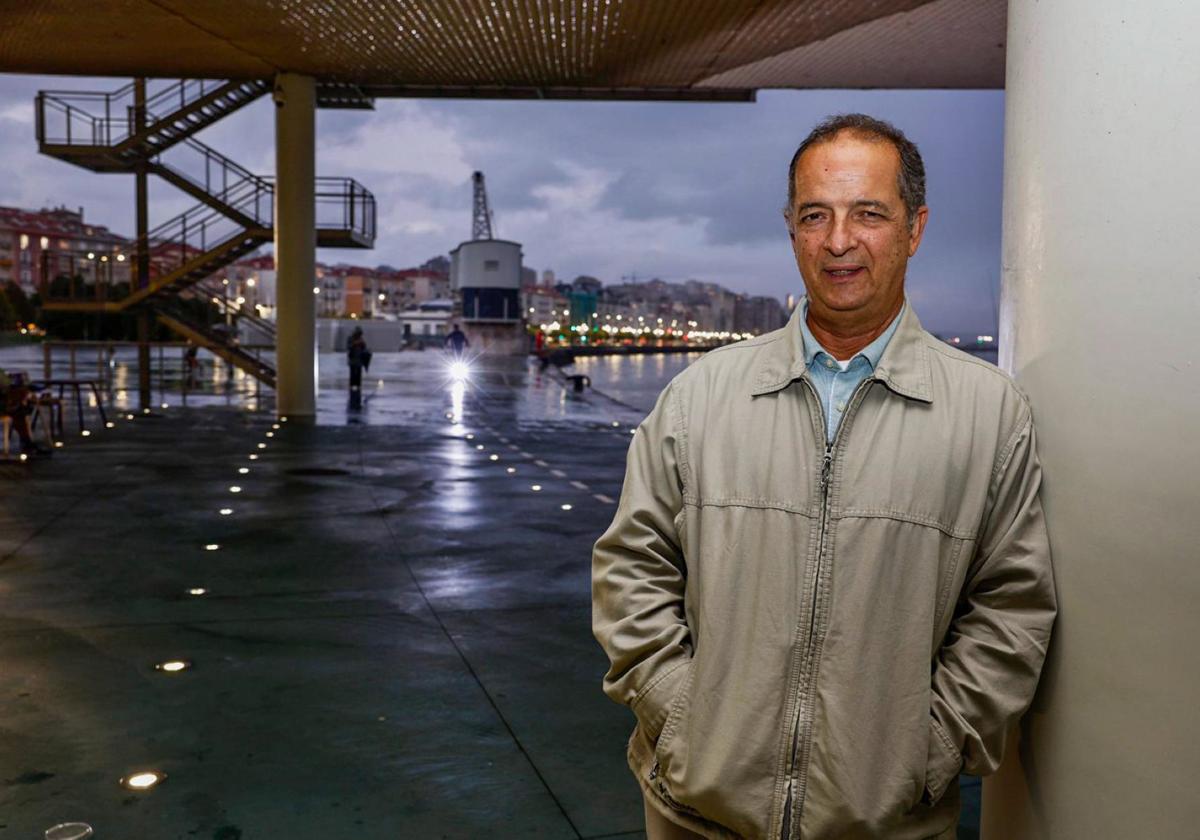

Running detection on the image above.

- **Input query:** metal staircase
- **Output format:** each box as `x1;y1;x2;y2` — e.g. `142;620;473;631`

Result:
35;78;376;387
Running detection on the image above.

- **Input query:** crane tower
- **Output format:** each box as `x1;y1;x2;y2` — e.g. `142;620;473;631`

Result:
471;171;494;240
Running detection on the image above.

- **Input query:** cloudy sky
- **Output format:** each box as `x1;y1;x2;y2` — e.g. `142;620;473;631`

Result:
0;74;1004;335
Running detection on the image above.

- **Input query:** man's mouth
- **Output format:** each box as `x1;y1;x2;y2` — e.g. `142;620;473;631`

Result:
823;266;865;279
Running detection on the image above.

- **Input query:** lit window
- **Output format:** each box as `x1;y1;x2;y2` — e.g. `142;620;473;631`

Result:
39;236;48;249
19;234;28;249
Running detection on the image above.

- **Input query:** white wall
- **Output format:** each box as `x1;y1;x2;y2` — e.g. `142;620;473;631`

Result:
985;2;1200;837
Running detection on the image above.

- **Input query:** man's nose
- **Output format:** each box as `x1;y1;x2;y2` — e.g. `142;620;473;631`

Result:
824;216;855;255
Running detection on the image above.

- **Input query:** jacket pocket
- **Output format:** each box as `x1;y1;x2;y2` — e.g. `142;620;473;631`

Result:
653;659;695;759
633;658;693;742
923;716;963;805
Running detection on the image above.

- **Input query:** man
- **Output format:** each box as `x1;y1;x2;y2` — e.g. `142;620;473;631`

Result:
444;323;470;355
346;326;370;405
592;114;1056;840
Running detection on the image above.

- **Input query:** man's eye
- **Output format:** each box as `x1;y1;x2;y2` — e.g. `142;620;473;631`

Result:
800;213;825;223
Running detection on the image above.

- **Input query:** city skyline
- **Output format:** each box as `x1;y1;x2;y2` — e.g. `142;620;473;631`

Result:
0;74;1004;334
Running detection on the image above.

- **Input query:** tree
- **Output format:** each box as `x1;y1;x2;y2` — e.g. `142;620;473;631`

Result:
3;281;35;326
0;286;17;330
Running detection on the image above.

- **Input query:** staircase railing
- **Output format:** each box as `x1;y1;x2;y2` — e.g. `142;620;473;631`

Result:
315;177;377;243
151;136;269;207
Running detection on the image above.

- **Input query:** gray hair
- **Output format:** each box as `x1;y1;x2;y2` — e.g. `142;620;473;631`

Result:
784;113;926;226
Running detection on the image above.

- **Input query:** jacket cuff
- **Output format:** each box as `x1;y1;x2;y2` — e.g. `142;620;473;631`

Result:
925;716;964;804
632;659;692;740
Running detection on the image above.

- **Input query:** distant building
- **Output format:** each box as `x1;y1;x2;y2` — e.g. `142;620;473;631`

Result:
0;205;129;294
541;268;555;287
734;294;788;336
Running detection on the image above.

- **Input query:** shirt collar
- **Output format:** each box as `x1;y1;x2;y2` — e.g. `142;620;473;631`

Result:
799;298;904;371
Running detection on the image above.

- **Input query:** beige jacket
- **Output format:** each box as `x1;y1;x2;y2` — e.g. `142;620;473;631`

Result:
593;300;1056;839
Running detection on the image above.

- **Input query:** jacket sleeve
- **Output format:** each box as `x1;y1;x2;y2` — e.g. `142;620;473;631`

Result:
925;403;1058;802
592;381;693;740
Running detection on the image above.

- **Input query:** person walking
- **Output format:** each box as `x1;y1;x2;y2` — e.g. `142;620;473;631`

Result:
443;323;469;356
346;326;370;399
593;114;1057;840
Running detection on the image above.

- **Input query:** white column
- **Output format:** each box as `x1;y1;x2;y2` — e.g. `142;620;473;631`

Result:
985;2;1200;838
273;73;317;419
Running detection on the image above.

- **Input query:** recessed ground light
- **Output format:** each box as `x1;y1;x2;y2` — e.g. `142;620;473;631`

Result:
561;504;573;511
105;421;115;429
155;660;191;673
126;413;135;420
489;454;499;461
612;421;620;427
43;822;93;840
54;441;63;448
187;587;207;596
80;430;91;437
506;467;516;474
248;454;258;461
204;544;220;551
229;486;242;493
272;423;280;430
257;443;267;450
280;416;288;422
219;508;233;516
466;433;475;440
475;444;484;450
142;408;150;414
531;485;542;492
629;429;636;435
265;432;274;438
160;403;169;410
18;453;28;462
237;467;249;474
120;771;165;791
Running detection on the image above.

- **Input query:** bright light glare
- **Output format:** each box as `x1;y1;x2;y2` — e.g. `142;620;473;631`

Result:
122;771;165;790
448;360;470;383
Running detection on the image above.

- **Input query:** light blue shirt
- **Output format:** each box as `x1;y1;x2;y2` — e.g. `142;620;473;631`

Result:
799;299;903;442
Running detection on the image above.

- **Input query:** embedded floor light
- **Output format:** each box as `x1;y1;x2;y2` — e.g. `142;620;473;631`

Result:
257;443;267;450
219;508;233;516
475;444;484;450
105;421;114;429
612;421;620;427
561;504;574;511
43;822;93;840
126;413;135;420
265;432;274;438
155;660;191;673
54;441;63;448
506;467;516;474
187;587;207;596
229;486;242;493
204;544;220;551
120;771;165;791
248;454;258;461
272;423;280;430
279;416;288;422
531;485;542;492
80;430;91;437
489;454;499;461
19;453;28;462
160;403;169;410
142;408;150;414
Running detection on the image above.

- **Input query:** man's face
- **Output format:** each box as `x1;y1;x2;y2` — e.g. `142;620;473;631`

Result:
787;132;928;323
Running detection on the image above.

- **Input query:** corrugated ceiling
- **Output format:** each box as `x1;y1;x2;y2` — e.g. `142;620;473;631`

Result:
0;0;1006;94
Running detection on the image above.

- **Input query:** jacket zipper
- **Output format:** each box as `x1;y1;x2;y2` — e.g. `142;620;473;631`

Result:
781;376;872;840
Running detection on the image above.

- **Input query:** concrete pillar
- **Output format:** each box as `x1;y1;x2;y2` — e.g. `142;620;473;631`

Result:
273;73;317;419
984;2;1200;837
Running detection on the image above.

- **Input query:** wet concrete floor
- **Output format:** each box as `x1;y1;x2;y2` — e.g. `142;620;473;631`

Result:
1;355;649;839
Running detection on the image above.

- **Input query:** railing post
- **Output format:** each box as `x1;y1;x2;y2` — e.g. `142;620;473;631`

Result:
43;342;51;380
69;344;77;379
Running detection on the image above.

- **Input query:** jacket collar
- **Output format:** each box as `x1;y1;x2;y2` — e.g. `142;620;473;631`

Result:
749;296;934;403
